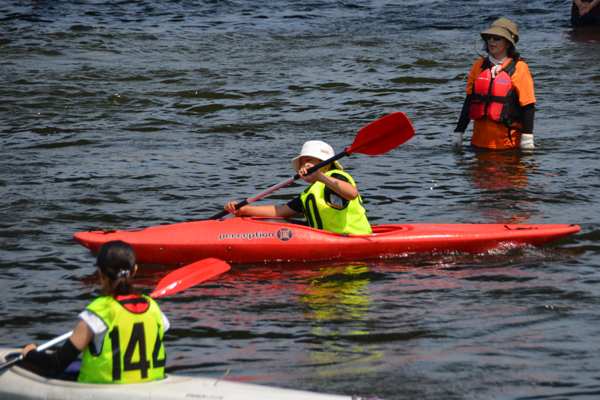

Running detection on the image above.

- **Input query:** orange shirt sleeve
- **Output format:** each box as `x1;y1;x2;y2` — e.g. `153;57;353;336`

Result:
511;61;536;106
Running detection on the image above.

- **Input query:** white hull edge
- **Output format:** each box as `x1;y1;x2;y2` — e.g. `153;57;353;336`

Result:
0;348;369;400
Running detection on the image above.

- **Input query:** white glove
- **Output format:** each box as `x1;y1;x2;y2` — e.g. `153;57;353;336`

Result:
520;134;534;149
451;131;463;148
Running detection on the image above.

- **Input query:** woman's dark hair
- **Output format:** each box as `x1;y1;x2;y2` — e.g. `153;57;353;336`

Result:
483;40;521;60
96;240;138;296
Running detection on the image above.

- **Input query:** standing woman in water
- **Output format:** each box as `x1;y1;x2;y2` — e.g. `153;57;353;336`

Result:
451;18;536;150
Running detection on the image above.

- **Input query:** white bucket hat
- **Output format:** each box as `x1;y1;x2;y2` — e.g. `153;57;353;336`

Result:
291;140;343;172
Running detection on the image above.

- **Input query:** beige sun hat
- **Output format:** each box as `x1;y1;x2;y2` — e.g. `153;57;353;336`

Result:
481;18;520;46
291;140;343;172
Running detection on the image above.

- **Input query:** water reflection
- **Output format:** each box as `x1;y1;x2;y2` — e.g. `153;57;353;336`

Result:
298;263;382;377
464;148;539;224
567;25;600;43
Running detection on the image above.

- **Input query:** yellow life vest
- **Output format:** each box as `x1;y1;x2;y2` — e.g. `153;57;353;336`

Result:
78;295;166;383
300;169;372;235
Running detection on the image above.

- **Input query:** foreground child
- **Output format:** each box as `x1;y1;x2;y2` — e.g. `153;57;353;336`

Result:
22;240;169;383
224;140;372;235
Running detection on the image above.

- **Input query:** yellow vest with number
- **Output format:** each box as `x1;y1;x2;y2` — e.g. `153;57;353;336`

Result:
78;295;166;383
300;169;372;235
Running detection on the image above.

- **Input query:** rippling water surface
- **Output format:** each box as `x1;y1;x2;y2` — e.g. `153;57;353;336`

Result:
1;1;600;399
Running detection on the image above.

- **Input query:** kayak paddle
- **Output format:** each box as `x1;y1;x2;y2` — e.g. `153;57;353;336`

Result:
149;257;230;298
0;257;231;372
209;111;415;220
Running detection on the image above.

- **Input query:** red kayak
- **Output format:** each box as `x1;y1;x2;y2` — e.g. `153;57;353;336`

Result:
73;217;580;264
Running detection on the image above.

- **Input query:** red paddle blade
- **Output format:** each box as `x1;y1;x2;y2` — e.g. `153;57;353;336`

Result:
149;258;231;298
347;112;414;156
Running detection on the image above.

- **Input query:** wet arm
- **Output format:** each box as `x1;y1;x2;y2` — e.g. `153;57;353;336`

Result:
455;94;472;133
521;103;535;134
317;174;358;200
298;164;358;201
225;202;299;218
585;0;600;12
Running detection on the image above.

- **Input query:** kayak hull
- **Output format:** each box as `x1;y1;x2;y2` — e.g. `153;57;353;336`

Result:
0;349;356;400
72;217;581;264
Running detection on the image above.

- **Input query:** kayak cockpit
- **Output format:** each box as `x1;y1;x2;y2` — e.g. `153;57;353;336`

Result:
370;224;410;235
249;217;409;236
247;217;309;226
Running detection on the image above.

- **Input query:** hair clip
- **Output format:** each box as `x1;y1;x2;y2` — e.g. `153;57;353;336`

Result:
115;269;131;279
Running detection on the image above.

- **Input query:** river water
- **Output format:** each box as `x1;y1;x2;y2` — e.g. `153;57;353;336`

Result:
1;1;600;399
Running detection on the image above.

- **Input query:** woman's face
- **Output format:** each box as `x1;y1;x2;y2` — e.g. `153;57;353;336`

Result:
486;35;510;59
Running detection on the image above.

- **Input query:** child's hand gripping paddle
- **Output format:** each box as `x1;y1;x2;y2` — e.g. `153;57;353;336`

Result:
209;111;415;220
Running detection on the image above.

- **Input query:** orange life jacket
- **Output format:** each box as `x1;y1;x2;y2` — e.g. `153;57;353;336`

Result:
470;58;522;144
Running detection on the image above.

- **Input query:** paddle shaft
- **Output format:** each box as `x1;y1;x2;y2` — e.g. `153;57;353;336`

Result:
37;331;75;352
209;149;349;220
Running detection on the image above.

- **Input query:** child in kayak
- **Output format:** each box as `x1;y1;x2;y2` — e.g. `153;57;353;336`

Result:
21;240;169;383
224;140;372;235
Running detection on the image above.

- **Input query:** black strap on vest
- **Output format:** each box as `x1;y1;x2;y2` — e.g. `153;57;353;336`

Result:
302;193;323;230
